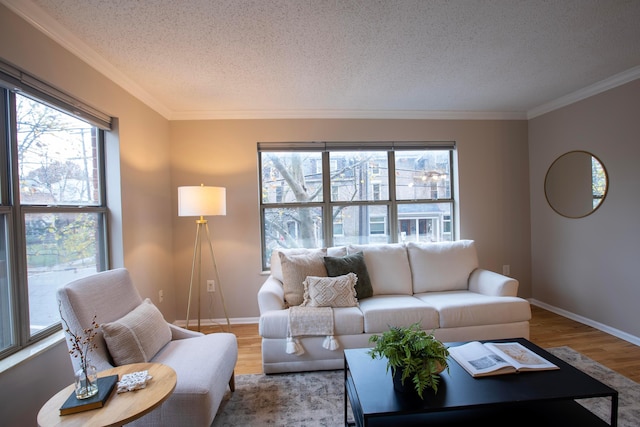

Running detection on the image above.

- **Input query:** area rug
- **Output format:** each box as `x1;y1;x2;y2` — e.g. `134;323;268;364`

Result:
212;346;640;427
548;346;640;426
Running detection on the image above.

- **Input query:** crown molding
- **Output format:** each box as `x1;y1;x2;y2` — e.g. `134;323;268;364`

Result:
527;66;640;119
1;0;172;119
169;109;527;121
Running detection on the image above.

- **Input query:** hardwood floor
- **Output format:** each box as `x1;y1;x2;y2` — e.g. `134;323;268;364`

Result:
529;305;640;383
201;305;640;382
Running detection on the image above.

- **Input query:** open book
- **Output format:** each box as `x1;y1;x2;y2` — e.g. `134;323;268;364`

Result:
449;341;559;377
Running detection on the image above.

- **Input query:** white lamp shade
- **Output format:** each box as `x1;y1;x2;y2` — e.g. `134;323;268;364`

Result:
178;186;226;217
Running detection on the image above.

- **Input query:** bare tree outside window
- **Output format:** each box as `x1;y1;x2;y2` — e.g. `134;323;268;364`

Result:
262;152;324;250
15;94;106;335
591;157;606;209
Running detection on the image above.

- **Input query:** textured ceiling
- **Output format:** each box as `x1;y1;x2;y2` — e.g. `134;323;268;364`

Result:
5;0;640;119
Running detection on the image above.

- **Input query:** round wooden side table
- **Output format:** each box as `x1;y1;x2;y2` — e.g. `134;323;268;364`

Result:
37;362;176;427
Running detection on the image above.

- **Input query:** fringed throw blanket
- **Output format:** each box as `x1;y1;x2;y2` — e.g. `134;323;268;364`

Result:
286;306;339;356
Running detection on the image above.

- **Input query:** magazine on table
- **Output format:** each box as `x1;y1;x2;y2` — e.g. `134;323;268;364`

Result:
449;341;559;377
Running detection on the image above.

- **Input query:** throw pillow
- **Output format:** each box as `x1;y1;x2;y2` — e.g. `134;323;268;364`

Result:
347;243;413;295
271;246;348;282
102;298;172;366
323;252;373;299
407;240;479;293
302;273;359;307
270;248;313;282
279;249;328;306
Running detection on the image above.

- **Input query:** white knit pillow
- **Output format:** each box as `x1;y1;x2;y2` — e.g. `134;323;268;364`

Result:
302;273;359;308
102;298;171;365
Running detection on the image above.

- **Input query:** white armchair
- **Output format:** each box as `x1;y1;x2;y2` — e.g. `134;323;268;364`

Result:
57;268;237;426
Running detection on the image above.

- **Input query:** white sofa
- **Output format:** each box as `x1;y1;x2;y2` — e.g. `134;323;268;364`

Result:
258;240;531;374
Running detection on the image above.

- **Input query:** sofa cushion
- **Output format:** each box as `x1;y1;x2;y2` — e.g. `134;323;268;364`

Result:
102;298;172;365
413;291;532;328
270;247;347;282
347;243;412;295
323;252;373;299
302;273;359;308
279;249;328;306
407;240;479;293
259;307;364;338
358;295;439;333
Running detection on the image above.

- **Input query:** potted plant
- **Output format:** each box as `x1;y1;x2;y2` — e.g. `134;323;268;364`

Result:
368;322;449;398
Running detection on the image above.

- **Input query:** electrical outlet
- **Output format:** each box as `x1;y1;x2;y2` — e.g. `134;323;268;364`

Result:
207;280;215;292
502;265;511;276
159;289;164;303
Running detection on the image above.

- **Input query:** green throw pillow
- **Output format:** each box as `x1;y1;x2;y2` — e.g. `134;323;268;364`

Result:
323;252;373;299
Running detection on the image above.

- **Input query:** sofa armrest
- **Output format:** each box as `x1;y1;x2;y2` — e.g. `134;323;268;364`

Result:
258;275;286;315
169;323;204;340
468;268;519;297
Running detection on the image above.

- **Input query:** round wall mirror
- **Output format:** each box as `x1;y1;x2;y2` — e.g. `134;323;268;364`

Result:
544;151;608;218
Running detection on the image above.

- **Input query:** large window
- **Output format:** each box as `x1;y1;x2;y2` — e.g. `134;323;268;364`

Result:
259;142;455;269
0;67;110;360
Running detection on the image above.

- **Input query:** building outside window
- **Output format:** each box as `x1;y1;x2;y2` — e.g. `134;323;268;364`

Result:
0;70;110;360
369;215;386;235
258;142;455;269
372;182;381;201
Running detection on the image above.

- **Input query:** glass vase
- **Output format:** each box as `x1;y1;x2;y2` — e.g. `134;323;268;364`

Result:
74;363;99;399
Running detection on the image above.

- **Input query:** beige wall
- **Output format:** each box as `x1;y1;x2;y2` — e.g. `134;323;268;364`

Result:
170;119;531;320
0;5;174;425
529;79;640;340
0;4;175;311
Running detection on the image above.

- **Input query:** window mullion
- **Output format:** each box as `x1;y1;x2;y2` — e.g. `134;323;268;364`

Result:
0;90;18;357
322;151;332;247
388;150;398;242
7;90;31;349
449;149;457;240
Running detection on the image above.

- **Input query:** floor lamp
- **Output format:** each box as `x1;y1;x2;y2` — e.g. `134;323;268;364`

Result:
178;184;231;332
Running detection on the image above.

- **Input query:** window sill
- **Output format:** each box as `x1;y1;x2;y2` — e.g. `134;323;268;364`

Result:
0;331;65;375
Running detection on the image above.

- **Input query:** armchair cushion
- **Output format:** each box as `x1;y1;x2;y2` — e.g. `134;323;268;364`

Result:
102;298;172;365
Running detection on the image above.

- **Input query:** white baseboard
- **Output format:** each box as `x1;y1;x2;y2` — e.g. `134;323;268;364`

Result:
529;299;640;347
173;316;259;328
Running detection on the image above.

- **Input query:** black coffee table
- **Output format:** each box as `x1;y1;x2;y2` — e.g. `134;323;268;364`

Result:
344;338;618;427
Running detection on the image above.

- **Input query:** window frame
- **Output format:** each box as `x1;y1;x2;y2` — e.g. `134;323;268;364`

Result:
0;82;110;361
258;142;456;270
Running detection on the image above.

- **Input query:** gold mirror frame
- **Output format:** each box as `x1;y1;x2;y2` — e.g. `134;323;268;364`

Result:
544;151;608;219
